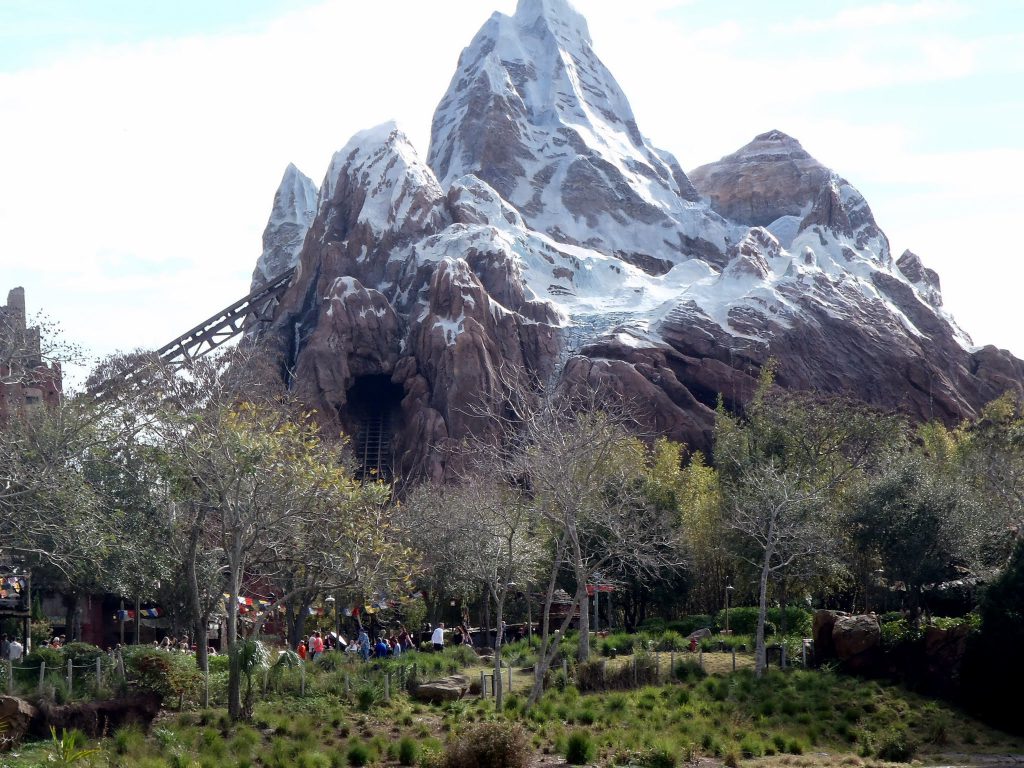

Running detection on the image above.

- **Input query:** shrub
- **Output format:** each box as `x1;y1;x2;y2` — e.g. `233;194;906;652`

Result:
397;736;418;766
61;642;106;667
665;616;713;636
564;731;595;765
443;645;479;668
638;617;666;632
636;745;677;768
444;722;530;768
206;654;229;674
880;618;923;650
713;606;811;636
672;659;706;683
875;727;917;762
125;647;203;702
656;631;686;651
25;646;64;670
346;741;371;766
355;681;379;711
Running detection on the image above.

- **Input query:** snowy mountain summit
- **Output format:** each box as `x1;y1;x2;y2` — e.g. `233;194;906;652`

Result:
429;0;727;272
256;0;1024;479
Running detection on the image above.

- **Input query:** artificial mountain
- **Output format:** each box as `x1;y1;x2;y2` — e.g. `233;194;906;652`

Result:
252;0;1024;480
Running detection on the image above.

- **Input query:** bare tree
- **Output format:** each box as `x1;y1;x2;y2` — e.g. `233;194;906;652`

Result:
715;369;899;676
404;475;542;710
454;366;686;706
726;463;837;673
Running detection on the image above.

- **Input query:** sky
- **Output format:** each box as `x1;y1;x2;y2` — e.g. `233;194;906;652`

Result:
2;0;1022;387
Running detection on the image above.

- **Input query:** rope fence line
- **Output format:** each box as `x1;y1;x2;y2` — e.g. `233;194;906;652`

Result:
2;655;123;696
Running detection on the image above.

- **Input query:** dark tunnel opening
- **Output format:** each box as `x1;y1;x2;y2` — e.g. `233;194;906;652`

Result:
344;375;404;481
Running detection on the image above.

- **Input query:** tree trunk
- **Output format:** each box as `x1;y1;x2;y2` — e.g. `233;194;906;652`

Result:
779;583;789;669
576;583;590;662
226;555;242;721
134;595;141;645
185;504;208;671
493;590;504;711
483;589;492;649
194;614;209;674
755;549;772;677
287;600;311;649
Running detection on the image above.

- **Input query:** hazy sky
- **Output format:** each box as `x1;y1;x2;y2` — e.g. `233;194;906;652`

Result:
2;0;1022;386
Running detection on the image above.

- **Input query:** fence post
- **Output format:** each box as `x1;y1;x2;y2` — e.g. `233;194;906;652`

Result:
479;670;486;699
38;661;46;694
802;640;808;669
67;659;73;692
344;673;350;696
601;659;608;689
781;645;787;669
507;663;512;694
632;656;637;687
384;672;391;704
203;656;210;709
7;660;12;694
300;662;306;697
698;649;703;671
655;652;660;682
561;659;568;681
732;647;736;672
95;657;102;695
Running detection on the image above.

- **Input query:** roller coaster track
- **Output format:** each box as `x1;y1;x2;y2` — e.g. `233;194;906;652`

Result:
155;268;295;368
88;268;296;396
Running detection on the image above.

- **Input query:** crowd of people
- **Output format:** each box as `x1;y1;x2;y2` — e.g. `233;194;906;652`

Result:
0;632;24;660
297;626;418;661
1;620;504;667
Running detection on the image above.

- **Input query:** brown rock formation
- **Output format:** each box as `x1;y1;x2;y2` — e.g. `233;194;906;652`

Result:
250;3;1024;477
0;696;37;750
689;130;831;228
832;614;881;670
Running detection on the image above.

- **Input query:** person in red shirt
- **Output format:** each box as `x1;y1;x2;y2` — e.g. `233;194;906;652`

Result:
297;641;307;660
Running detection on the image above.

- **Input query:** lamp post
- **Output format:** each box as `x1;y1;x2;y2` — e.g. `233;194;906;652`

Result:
725;585;734;635
325;595;340;643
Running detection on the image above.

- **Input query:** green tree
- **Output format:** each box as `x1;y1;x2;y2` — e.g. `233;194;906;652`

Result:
715;365;899;675
849;451;981;620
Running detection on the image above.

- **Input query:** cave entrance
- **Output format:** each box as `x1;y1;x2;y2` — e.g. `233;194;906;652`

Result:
345;375;403;482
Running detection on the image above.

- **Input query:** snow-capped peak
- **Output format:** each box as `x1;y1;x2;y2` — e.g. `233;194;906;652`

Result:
427;1;734;271
320;121;447;237
513;0;592;47
251;163;317;290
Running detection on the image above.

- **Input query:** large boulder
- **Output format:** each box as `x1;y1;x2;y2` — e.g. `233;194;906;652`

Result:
0;696;37;751
412;674;471;704
812;610;846;662
922;623;972;695
29;693;161;739
833;615;881;670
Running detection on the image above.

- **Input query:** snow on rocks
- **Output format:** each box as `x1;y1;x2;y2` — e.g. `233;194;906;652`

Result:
427;0;734;269
250;0;1024;478
251;163;318;290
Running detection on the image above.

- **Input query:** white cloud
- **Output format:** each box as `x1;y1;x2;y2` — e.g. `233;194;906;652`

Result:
780;0;970;34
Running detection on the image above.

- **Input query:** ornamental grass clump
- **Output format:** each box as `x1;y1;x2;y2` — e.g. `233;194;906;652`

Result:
443;721;531;768
564;730;595;765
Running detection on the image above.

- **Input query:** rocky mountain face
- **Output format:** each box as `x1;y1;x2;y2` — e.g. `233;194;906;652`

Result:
251;164;318;291
255;0;1024;478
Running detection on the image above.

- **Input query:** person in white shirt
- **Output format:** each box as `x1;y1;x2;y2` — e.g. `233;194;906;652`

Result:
431;623;445;652
8;638;24;661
